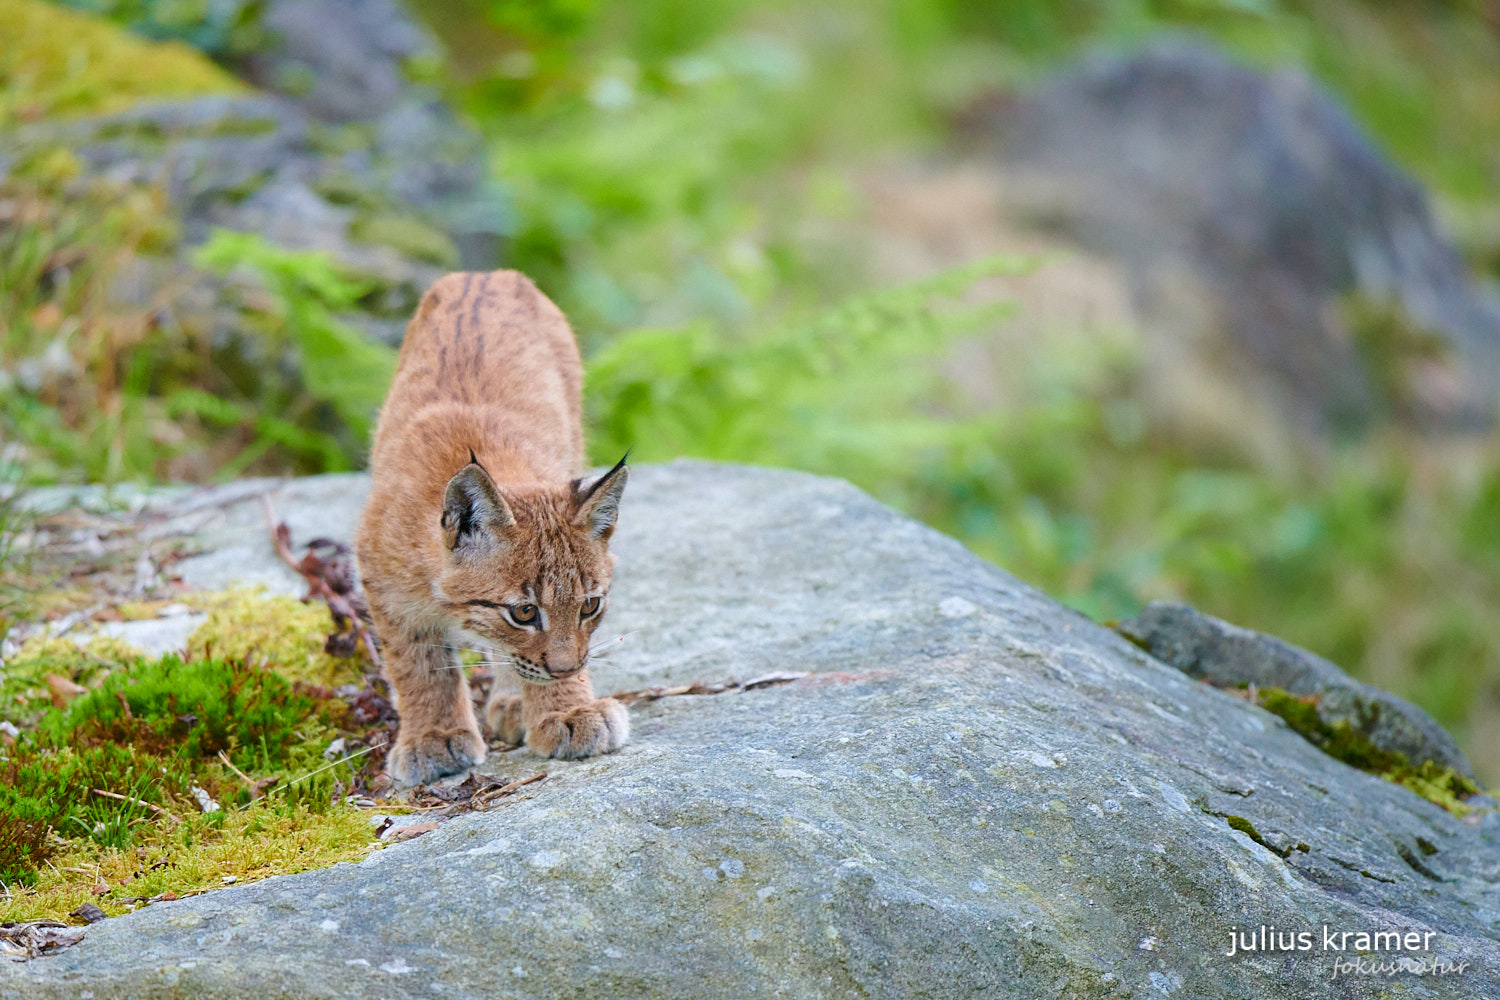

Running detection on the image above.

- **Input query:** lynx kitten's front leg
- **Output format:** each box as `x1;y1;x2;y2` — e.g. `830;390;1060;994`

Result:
382;623;486;786
486;671;628;760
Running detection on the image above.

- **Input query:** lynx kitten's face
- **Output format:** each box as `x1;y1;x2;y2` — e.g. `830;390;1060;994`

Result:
435;458;627;684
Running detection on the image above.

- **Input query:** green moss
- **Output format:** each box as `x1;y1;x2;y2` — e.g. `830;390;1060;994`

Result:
1340;292;1452;419
0;799;379;924
0;643;372;906
0;800;52;885
1255;686;1480;815
183;587;362;685
0;0;240;126
312;172;382;210
0;633;143;727
1225;814;1263;843
47;654;318;771
1;739;185;881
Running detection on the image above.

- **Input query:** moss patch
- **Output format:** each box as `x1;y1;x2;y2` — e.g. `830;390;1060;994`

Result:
46;654;322;770
183;586;364;686
0;0;240;126
0;800;378;924
0;650;379;916
1;634;144;728
1255;687;1480;815
0;585;392;920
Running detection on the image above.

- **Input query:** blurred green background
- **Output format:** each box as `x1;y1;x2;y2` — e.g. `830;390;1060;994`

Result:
2;0;1499;778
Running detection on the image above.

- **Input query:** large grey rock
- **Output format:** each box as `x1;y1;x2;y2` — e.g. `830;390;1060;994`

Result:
973;42;1500;440
1120;600;1475;779
6;462;1500;998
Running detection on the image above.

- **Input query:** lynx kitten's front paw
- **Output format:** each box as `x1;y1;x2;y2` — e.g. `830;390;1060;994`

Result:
527;698;629;760
388;725;486;787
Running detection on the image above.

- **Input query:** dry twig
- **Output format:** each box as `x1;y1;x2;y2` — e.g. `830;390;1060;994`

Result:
474;772;547;808
610;671;807;705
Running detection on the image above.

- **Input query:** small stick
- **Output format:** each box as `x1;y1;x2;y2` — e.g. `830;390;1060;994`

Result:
609;671;808;705
216;750;258;788
474;772;546;806
91;788;180;826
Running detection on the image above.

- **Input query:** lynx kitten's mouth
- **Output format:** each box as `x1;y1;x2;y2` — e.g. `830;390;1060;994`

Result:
511;661;561;685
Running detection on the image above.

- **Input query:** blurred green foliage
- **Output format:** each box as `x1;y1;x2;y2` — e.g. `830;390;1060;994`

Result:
419;0;1500;774
0;159;391;480
54;0;265;58
589;255;1028;474
193;230;397;465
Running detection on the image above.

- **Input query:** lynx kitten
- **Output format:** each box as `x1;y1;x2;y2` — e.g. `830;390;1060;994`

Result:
355;271;629;786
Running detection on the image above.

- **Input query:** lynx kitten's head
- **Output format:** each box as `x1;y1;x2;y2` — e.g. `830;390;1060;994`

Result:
435;456;628;684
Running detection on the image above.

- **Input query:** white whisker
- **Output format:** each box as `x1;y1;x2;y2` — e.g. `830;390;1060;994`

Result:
589;631;636;656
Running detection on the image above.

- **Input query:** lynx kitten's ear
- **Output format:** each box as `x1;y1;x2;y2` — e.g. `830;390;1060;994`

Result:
572;454;629;541
442;462;514;551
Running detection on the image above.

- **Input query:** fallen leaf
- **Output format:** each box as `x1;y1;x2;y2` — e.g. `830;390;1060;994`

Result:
382;821;439;843
88;881;110;897
68;904;106;925
247;775;279;799
0;920;88;959
45;673;86;709
29;301;63;330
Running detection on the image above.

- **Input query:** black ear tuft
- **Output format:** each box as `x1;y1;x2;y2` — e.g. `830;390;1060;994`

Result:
442;462;513;551
572;453;629;541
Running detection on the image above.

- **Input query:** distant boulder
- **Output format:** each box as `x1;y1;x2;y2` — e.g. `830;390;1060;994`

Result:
1120;601;1475;780
971;42;1500;442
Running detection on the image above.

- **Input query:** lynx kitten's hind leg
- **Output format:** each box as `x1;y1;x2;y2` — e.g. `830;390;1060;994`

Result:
485;692;525;745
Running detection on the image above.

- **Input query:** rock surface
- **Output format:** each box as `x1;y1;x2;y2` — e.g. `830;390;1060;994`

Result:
1121;600;1475;779
6;462;1500;998
975;42;1500;441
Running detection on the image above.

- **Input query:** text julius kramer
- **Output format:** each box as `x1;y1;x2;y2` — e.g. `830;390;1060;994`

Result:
1225;925;1437;957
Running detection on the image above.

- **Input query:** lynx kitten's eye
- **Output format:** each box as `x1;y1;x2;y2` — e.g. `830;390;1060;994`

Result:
581;596;602;618
509;603;538;625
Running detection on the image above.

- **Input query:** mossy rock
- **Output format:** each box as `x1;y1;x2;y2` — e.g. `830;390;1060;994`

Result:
12;467;1500;999
1256;686;1481;815
0;0;240;127
181;587;365;686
